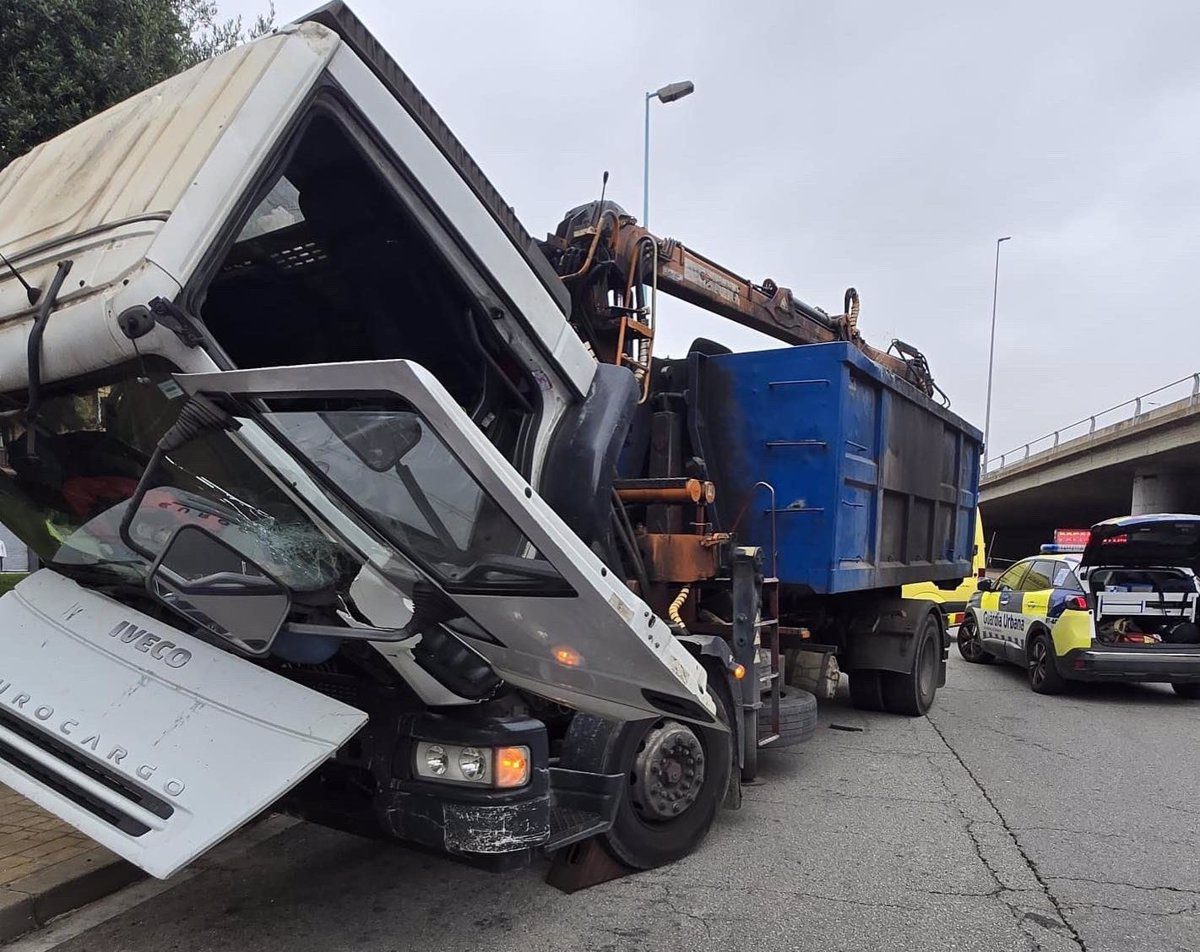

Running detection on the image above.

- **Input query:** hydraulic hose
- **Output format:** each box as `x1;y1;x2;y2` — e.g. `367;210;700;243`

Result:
668;585;691;634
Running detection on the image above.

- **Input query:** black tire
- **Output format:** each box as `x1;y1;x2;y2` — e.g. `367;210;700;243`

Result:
560;689;733;870
880;610;942;716
848;669;884;711
1027;629;1067;694
956;612;995;664
757;688;818;749
1172;682;1200;699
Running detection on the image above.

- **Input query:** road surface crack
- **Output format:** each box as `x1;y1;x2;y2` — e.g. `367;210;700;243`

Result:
970;723;1082;762
1012;825;1133;842
926;716;1090;952
1045;876;1200;896
789;888;999;911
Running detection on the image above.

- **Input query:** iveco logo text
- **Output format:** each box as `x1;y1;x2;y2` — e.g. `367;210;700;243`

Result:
108;620;192;668
0;681;187;798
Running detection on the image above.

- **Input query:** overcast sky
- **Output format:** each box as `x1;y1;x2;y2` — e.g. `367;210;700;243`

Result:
222;0;1200;458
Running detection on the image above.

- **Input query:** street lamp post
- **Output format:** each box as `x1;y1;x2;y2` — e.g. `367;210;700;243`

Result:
642;80;695;228
983;236;1012;471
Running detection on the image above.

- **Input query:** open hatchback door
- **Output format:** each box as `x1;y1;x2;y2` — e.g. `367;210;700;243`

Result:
1081;514;1200;623
167;359;716;727
1080;514;1200;575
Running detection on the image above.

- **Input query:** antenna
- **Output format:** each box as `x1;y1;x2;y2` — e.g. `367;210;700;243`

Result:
592;170;609;227
0;249;40;306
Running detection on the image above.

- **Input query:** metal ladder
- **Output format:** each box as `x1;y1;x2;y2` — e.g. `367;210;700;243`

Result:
758;573;783;749
731;549;784;782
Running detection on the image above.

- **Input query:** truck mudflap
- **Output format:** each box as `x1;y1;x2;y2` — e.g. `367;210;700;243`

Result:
0;571;367;878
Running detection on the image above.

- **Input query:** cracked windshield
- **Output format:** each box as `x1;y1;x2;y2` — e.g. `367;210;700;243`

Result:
0;364;562;605
0;364;353;591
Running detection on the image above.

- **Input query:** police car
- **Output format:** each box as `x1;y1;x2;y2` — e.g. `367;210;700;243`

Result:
957;515;1200;697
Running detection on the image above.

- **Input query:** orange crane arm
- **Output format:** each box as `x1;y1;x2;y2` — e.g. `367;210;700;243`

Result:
542;202;941;401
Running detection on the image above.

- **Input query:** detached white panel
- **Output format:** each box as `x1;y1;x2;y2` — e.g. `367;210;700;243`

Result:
0;571;366;877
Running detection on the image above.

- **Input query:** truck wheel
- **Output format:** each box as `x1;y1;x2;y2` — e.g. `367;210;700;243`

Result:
560;689;732;870
956;613;994;664
757;688;818;748
880;610;941;715
1172;682;1200;699
1027;630;1067;695
848;670;884;711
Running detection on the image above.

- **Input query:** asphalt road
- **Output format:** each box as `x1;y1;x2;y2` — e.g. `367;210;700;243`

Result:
8;650;1198;952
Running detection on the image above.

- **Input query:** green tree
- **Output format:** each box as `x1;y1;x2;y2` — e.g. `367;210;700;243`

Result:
0;0;274;168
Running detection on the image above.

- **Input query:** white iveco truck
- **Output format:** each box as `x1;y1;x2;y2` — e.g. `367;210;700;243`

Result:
0;3;981;885
0;6;726;879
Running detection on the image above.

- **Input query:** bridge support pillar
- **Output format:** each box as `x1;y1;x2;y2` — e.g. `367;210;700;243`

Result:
1131;468;1185;515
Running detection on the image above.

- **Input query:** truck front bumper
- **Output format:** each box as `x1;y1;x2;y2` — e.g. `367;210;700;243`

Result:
1059;646;1200;683
290;711;623;871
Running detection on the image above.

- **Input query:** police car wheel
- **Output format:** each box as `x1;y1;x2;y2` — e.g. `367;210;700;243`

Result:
956;614;994;664
1172;682;1200;699
1027;631;1067;695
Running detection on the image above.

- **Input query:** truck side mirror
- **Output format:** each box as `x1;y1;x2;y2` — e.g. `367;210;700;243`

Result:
976;577;994;592
149;524;291;656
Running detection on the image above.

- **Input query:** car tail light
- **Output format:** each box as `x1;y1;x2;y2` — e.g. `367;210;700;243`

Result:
977;566;987;578
1065;596;1089;611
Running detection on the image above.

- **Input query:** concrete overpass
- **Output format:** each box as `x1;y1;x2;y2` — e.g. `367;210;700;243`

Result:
979;372;1200;561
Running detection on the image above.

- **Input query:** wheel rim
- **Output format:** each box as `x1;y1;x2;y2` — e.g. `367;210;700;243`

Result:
630;721;706;822
1030;640;1047;685
959;618;982;659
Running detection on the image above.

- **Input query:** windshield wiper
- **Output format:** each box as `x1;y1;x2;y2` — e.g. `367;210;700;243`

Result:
48;560;146;590
118;394;237;560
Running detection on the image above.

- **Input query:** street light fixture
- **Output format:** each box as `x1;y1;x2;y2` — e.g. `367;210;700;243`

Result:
983;235;1012;471
643;80;695;228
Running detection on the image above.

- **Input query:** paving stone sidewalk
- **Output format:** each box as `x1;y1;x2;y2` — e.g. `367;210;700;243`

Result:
0;787;95;887
0;785;140;942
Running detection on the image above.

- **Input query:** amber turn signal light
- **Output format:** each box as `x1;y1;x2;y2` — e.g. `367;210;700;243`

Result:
495;745;531;788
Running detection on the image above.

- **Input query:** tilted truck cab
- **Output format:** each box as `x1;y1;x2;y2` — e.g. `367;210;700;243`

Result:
0;8;724;877
0;3;980;883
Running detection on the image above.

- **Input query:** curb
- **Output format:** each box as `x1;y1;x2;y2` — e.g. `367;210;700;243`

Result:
0;848;143;943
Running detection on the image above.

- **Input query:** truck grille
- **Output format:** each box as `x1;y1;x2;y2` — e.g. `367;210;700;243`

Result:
0;707;173;838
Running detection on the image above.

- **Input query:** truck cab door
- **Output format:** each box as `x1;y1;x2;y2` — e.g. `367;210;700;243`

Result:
171;359;717;728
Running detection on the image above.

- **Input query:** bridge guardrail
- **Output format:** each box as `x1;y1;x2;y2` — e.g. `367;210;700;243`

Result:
984;372;1200;475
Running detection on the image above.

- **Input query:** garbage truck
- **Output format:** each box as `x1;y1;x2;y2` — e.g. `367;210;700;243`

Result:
0;3;980;882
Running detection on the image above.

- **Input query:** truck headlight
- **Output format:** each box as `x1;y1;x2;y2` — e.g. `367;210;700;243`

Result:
458;747;485;781
424;744;448;776
413;741;531;789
